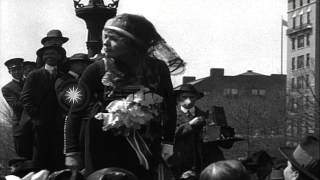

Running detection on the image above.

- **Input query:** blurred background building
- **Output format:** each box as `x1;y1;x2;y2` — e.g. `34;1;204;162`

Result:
286;0;320;145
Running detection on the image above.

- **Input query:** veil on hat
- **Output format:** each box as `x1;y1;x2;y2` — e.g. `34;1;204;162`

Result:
103;13;186;75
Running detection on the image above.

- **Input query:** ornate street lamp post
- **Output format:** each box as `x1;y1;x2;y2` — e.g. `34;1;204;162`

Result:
73;0;119;57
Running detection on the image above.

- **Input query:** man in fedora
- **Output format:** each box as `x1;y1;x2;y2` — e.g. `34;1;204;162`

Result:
279;133;319;180
167;83;207;179
21;44;67;171
36;29;69;69
23;61;36;79
1;58;31;158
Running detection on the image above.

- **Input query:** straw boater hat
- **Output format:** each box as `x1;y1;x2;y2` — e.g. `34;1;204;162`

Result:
174;83;204;99
41;29;69;46
4;58;24;70
279;133;319;180
87;168;138;180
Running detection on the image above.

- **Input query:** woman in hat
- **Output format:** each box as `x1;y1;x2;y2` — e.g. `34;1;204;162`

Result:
279;133;319;180
64;14;177;180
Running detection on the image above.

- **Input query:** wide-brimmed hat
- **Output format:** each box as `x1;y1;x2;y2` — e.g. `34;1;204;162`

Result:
4;58;24;70
48;169;85;180
279;133;319;180
174;84;204;99
41;29;69;45
104;13;162;49
87;168;138;180
36;44;66;58
68;53;92;64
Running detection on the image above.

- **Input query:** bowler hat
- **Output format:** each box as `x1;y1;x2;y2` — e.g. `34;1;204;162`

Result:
4;58;24;69
279;133;320;180
174;84;204;99
36;44;66;58
41;29;69;45
48;169;85;180
68;53;92;64
87;168;138;180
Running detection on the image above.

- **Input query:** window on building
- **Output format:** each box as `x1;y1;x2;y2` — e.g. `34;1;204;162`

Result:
305;95;310;108
299;14;303;26
293;0;296;9
252;89;258;95
307;12;311;24
291;78;295;89
300;0;303;6
306;74;310;87
231;89;238;95
306;53;310;67
297;35;304;48
292;57;295;70
297;55;304;68
224;88;238;97
307;0;310;3
297;76;304;89
293;17;296;28
259;89;266;96
292;38;295;50
306;34;310;46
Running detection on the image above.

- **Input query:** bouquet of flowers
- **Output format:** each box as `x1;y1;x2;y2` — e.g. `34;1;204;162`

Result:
95;87;163;136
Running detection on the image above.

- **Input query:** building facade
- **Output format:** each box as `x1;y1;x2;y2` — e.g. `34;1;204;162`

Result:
180;68;286;157
286;0;320;144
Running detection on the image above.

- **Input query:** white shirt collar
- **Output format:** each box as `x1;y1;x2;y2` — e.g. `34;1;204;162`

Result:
180;106;195;115
68;71;79;79
44;64;57;73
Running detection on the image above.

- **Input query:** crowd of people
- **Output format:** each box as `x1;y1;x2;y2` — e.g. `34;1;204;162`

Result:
1;13;319;180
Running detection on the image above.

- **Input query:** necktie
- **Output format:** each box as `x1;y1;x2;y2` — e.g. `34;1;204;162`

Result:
187;110;193;118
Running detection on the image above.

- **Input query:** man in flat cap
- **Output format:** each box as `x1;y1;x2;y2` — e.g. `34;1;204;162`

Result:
1;58;31;158
54;53;92;163
21;44;67;171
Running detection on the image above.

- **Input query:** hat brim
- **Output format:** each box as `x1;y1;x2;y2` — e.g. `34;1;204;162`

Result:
41;37;69;45
174;90;204;99
36;46;66;57
279;147;319;180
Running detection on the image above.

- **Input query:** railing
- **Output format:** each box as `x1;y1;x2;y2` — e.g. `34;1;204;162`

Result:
287;23;312;35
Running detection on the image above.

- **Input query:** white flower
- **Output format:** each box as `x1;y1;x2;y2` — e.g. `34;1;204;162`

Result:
105;99;129;112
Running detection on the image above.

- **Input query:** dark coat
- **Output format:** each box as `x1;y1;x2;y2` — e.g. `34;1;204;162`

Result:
2;80;33;158
167;106;206;178
65;58;177;179
21;67;64;171
1;80;24;136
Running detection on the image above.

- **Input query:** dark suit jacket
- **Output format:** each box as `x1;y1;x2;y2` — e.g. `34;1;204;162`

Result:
2;80;25;136
168;106;206;177
21;68;58;126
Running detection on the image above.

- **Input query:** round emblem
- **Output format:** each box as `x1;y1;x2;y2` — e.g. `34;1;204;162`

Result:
57;79;90;112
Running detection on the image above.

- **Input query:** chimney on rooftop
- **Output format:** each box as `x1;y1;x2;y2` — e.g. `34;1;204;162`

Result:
183;76;196;84
210;68;224;78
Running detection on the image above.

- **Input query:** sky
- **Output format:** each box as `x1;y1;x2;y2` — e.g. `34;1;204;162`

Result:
0;0;288;87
